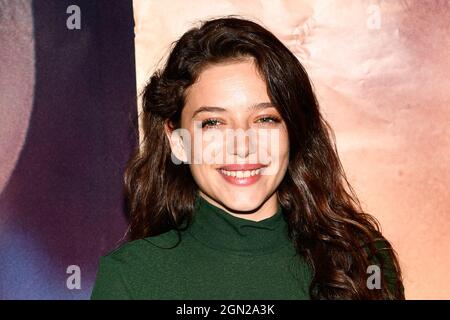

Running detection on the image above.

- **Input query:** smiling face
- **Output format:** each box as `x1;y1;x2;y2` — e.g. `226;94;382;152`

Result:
166;58;289;220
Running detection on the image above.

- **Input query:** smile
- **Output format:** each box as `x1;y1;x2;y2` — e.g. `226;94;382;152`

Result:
219;168;261;178
216;164;267;186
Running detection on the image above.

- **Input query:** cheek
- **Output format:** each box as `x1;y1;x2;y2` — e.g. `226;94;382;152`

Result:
187;127;225;164
279;133;290;163
272;131;290;176
188;163;216;187
267;129;289;161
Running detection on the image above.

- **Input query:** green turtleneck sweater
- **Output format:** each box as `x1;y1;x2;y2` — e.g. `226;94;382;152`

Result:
91;195;402;299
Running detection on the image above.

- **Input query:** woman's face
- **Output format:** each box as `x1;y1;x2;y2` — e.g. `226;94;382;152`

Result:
167;58;289;216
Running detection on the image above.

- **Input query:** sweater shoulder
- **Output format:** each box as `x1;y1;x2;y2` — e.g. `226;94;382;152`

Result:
105;229;185;262
91;229;187;299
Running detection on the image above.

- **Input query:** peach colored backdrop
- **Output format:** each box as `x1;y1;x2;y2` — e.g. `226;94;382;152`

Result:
132;0;450;299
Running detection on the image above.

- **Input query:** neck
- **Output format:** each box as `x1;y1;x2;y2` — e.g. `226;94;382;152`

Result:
188;193;291;255
198;191;279;222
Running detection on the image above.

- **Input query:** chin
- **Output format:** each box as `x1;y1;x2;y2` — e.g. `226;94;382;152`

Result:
221;191;266;213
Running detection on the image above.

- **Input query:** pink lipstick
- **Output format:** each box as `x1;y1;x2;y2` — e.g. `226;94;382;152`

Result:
216;164;266;186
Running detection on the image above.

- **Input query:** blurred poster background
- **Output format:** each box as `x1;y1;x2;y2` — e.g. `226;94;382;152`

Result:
133;0;450;299
0;0;136;299
0;0;448;299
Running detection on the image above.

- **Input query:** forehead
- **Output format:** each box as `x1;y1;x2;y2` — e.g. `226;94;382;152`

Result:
184;59;269;110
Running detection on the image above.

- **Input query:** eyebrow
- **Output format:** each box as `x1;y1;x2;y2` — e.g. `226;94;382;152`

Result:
192;102;274;119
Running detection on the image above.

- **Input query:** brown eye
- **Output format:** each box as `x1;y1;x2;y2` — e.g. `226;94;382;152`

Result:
255;116;281;124
201;118;222;128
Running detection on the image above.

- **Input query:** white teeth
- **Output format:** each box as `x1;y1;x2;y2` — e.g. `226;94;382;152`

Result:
219;169;262;178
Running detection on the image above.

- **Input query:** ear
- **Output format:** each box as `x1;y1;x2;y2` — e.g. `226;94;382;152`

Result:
164;120;188;163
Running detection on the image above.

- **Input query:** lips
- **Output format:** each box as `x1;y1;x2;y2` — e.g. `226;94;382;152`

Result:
218;163;267;171
216;163;267;186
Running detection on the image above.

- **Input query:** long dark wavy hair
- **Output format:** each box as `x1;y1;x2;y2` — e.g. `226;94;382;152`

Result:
124;16;405;299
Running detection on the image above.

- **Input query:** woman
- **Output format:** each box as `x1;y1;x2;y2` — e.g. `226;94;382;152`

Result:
91;16;404;300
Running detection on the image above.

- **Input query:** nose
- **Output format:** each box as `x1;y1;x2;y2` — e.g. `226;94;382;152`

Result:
226;125;257;159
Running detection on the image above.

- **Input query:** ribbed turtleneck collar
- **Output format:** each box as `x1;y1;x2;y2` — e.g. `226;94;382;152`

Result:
186;194;292;256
